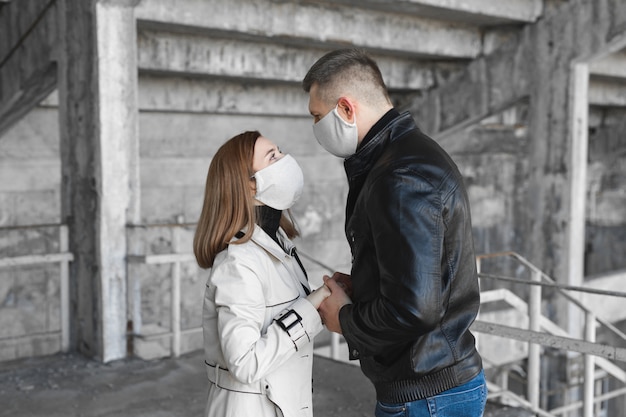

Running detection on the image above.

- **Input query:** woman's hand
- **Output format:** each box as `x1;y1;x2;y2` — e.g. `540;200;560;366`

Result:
318;276;352;334
306;284;331;309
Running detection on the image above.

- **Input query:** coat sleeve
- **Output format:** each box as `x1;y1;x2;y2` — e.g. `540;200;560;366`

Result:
211;254;324;384
340;167;447;358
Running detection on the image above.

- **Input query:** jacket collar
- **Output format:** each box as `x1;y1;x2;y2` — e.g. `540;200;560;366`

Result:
342;111;419;220
234;224;294;262
344;111;415;179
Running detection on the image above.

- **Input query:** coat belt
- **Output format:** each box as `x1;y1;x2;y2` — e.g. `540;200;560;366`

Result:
205;362;266;395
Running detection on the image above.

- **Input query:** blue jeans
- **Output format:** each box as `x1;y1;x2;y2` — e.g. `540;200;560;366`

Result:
375;370;487;417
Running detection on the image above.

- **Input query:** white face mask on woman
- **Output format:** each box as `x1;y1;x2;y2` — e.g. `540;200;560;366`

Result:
312;105;358;158
253;154;304;210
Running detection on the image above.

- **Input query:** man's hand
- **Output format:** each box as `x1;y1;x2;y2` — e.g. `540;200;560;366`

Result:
329;271;353;297
318;276;352;334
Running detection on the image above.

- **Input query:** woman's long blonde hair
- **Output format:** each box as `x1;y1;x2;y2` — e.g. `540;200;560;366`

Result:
193;131;298;268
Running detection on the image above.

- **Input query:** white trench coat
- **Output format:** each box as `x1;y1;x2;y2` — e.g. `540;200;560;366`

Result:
202;225;324;417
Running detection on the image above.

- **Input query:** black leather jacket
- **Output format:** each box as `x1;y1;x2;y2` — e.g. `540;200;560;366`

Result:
338;111;483;403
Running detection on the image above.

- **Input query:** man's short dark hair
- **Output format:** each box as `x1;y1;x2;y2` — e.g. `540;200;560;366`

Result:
302;48;389;105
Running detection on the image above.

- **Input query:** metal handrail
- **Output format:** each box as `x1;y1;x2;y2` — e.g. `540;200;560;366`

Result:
127;250;198;357
126;222;194;358
476;251;626;417
477;251;626;344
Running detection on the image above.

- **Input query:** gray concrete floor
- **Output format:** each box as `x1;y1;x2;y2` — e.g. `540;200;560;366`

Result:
0;349;376;417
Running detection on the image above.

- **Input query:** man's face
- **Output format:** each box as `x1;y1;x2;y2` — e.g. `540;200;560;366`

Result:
308;84;334;124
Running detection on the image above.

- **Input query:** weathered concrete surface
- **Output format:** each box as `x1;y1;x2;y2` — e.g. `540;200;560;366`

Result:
0;350;376;417
1;0;625;385
0;106;60;226
56;0;142;363
0;0;58;137
136;31;441;91
0;348;531;417
311;0;543;25
135;0;481;59
0;226;64;361
405;0;626;297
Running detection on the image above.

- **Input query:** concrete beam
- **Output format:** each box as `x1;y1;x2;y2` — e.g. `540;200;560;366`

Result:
589;78;626;107
137;30;447;91
285;0;544;25
135;0;482;59
589;50;626;80
137;75;430;117
138;75;308;116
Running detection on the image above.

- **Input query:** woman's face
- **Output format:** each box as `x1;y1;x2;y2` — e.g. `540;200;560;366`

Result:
251;136;284;200
252;136;284;173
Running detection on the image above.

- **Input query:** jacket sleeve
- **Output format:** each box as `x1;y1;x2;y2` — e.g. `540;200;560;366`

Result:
212;255;323;384
340;167;448;358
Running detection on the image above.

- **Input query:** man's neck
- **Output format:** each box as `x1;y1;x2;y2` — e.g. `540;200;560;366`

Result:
357;108;399;151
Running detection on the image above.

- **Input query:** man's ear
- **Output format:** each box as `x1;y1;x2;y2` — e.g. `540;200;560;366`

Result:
336;97;355;123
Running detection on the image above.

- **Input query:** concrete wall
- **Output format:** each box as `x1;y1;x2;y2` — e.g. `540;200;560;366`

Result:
1;0;625;365
407;0;626;298
0;225;63;360
0;106;60;226
127;74;353;357
0;100;62;360
1;79;623;362
0;71;352;359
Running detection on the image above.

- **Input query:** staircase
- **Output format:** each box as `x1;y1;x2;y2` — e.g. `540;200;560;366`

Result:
315;251;626;417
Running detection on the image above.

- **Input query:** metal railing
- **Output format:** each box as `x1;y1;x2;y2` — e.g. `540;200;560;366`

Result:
127;250;199;357
0;224;73;353
475;251;626;417
126;223;201;358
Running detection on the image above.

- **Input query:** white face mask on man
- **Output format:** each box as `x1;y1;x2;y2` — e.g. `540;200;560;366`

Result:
312;105;358;158
253;154;304;210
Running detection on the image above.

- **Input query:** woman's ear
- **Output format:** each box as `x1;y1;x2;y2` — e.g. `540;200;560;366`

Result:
249;177;257;197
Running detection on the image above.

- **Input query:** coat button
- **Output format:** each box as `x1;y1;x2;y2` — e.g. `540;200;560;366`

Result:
352;349;360;358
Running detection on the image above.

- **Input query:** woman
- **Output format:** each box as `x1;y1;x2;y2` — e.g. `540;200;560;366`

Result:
193;131;330;417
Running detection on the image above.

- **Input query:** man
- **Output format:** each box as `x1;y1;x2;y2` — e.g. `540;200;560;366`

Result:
303;48;486;417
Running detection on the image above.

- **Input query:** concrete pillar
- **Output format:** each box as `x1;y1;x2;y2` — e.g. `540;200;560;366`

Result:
565;62;589;339
57;0;139;362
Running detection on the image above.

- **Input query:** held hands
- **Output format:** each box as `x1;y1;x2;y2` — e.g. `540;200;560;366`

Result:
306;283;331;309
329;271;353;297
318;274;353;334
